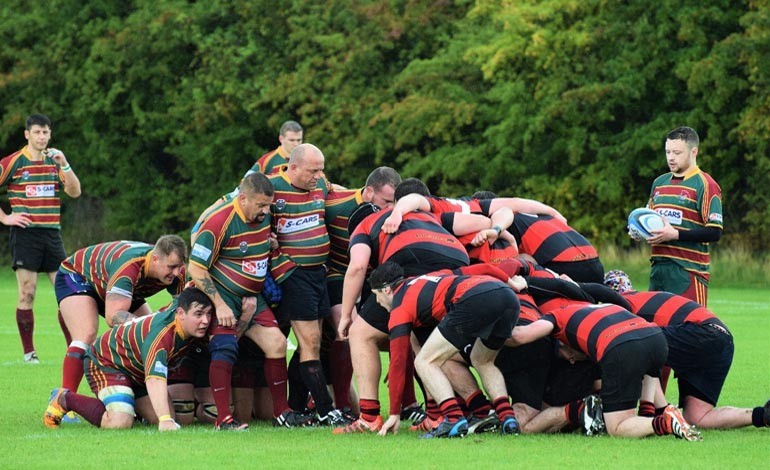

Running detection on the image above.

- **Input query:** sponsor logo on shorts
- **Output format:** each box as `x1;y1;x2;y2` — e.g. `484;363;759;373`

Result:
276;214;320;234
657;208;682;225
242;259;268;276
708;213;723;223
154;360;168;377
192;243;212;261
25;184;55;197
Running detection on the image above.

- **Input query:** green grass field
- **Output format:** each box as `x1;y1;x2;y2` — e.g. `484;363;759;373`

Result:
1;269;768;469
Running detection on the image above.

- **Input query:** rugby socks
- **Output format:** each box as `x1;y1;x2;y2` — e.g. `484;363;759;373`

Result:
299;360;334;416
62;341;89;391
62;391;106;427
652;413;672;436
329;341;353;409
287;352;308;411
209;359;233;425
493;396;516;422
16;309;34;354
565;399;584;427
638;400;656;417
456;395;469;416
359;398;381;423
438;398;465;422
264;357;291;417
425;399;441;420
466;390;492;418
57;309;72;346
751;406;767;427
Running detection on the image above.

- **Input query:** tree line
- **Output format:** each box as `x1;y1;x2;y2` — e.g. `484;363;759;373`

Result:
1;0;767;251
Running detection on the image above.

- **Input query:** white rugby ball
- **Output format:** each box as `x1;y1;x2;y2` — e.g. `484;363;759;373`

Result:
627;208;665;239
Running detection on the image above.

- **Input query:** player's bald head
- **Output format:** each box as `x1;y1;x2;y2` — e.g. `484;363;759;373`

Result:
289;143;324;165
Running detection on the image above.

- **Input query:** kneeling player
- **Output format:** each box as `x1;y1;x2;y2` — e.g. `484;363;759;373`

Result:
43;287;212;431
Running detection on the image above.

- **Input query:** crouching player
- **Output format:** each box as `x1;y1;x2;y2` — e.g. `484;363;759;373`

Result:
370;261;521;438
43;287;212;431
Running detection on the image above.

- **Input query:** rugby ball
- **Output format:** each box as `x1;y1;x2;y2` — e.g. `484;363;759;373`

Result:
627;208;665;240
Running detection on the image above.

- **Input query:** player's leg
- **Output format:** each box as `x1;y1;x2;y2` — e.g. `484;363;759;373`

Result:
468;338;518;433
168;383;196;425
14;267;39;361
58;294;99;392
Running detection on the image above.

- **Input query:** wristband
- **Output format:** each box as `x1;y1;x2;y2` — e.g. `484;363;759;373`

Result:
158;414;173;422
492;225;502;236
61;164;72;172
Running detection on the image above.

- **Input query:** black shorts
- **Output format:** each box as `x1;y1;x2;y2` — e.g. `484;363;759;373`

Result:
232;337;267;389
10;227;66;272
274;266;331;323
543;357;601;407
327;278;343;306
546;258;604;284
599;332;668;413
438;287;519;352
168;343;211;388
663;321;734;406
494;337;554;410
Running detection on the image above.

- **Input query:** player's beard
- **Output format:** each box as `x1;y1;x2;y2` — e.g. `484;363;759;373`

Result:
254;214;266;223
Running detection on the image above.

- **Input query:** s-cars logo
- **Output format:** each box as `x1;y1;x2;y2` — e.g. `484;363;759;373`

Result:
657;208;682;225
275;199;286;211
709;213;723;223
25;184;55;197
276;214;320;234
242;259;268;276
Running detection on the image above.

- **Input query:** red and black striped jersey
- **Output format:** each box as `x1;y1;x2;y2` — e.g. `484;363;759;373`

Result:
621;290;718;327
541;302;659;362
509;213;598;265
349;209;469;269
427;196;488;216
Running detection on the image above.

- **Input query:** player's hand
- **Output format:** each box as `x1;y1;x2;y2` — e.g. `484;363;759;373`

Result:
378;415;401;436
1;212;32;228
508;275;527;292
471;228;498;247
268;232;279;251
45;148;68;167
158;419;181;432
627;226;645;242
647;219;678;245
381;211;402;234
217;305;236;328
338;315;352;340
236;297;257;338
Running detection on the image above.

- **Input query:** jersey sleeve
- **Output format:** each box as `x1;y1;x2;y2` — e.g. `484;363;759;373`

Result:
142;329;174;381
106;263;141;298
387;313;414;416
189;220;222;270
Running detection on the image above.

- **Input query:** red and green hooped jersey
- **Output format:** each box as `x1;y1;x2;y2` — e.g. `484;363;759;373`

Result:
324;187;364;281
89;304;195;385
60;241;184;301
648;166;723;278
248;146;289;176
268;168;330;282
0;146;68;229
189;196;272;300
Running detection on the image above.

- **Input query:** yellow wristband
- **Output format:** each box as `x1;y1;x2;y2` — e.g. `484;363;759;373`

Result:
158;415;173;422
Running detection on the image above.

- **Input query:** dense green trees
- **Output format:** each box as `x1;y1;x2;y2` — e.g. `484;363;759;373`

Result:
1;0;767;250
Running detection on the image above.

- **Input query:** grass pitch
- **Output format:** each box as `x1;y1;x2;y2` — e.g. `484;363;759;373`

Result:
1;270;768;469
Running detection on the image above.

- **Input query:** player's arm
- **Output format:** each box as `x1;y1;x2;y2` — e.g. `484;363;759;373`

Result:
509;319;554;346
380;321;412;436
469;206;514;246
48;149;81;198
105;293;137;327
339;243;371;339
0;207;31;227
488;197;566;223
187;262;236;328
145;377;179;431
382;194;432;233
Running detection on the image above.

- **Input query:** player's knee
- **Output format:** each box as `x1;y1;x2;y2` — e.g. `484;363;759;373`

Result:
172;400;195;425
102;411;134;429
198;403;218;423
209;334;238;364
